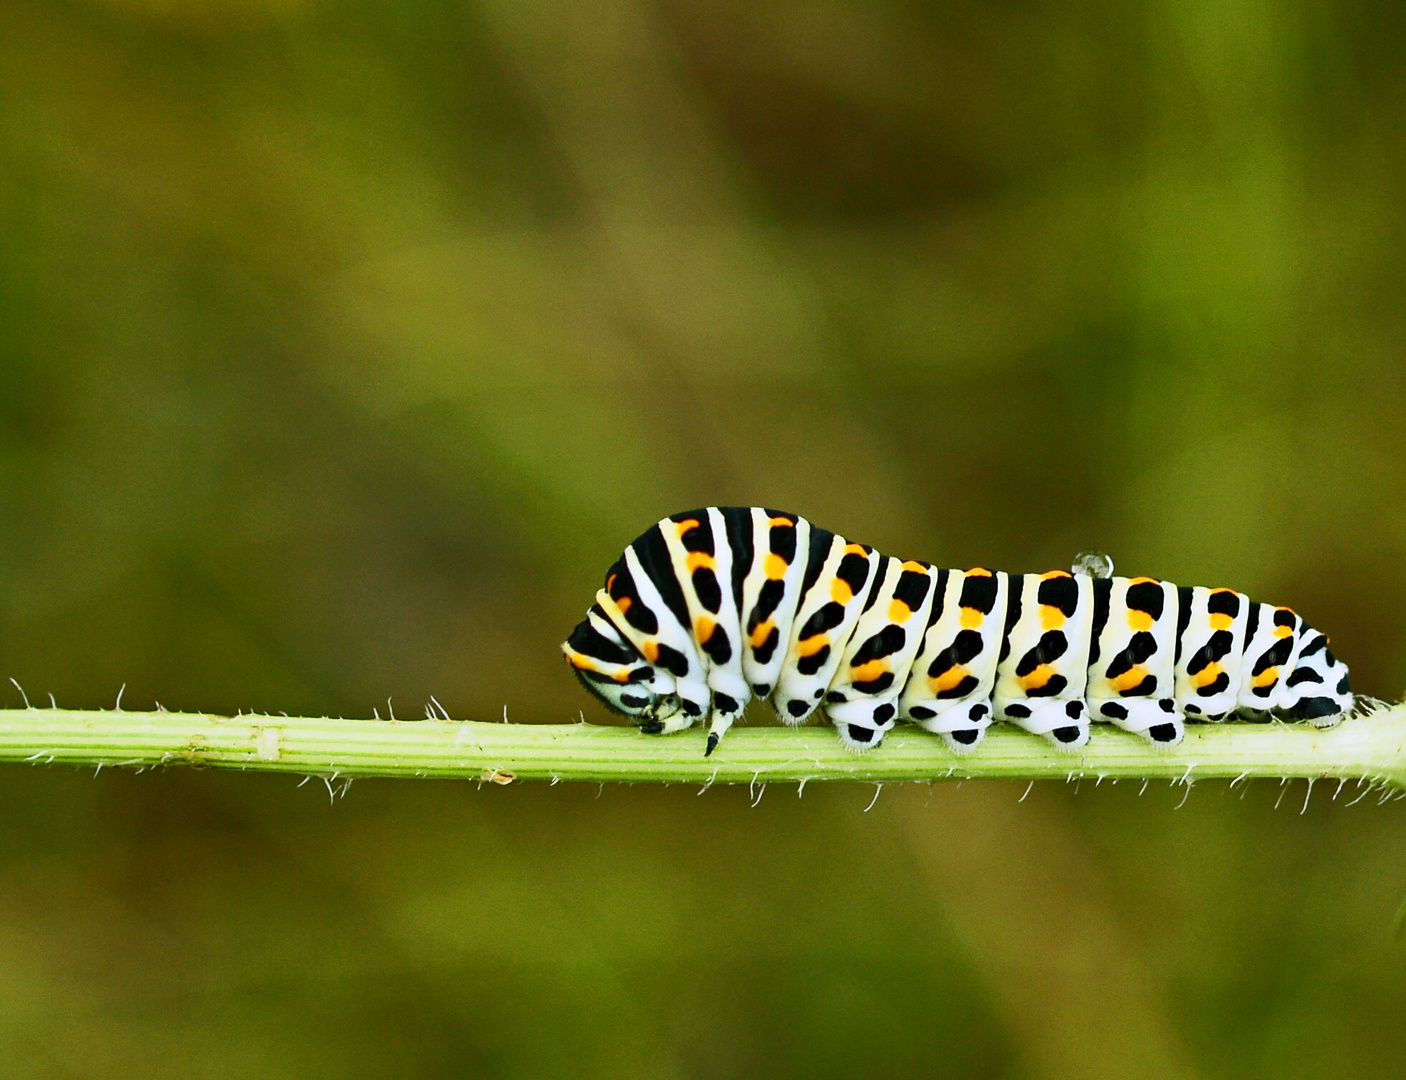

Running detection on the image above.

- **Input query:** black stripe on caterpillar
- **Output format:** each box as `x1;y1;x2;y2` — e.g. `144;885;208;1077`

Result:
562;508;1353;756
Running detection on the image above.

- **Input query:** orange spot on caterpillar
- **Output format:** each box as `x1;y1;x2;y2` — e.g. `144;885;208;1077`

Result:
888;599;913;622
749;620;774;648
675;518;700;537
640;640;660;663
1019;664;1053;691
1128;576;1158;585
960;607;983;629
1040;570;1072;580
768;516;794;528
796;635;829;658
831;579;854;604
965;567;992;577
1209;613;1234;630
763;553;787;580
1040;605;1066;630
1192;662;1222;689
694;616;716;643
616;596;632;614
686;551;717;572
901;560;927;573
849;659;889;683
1253;666;1280;688
1112;665;1148;692
1127;609;1154;632
931;665;969;693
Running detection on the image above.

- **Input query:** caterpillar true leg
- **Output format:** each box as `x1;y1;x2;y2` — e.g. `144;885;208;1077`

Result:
639;698;694;736
704;698;745;756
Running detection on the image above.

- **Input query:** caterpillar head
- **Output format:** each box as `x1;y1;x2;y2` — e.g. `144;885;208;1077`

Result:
562;606;668;721
569;664;660;718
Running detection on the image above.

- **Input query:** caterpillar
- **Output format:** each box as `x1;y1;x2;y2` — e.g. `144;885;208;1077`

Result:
562;508;1353;756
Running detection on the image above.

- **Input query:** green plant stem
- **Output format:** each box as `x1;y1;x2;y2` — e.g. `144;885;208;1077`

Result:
1;706;1405;791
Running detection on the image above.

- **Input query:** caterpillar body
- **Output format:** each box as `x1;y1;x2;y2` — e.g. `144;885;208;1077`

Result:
562;508;1353;756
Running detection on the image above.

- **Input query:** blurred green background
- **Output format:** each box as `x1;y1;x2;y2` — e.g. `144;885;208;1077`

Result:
2;0;1406;1076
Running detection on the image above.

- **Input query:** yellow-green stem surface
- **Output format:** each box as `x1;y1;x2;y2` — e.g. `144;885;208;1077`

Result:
1;706;1404;790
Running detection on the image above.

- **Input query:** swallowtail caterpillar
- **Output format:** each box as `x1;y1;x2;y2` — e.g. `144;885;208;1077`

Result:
563;509;1353;756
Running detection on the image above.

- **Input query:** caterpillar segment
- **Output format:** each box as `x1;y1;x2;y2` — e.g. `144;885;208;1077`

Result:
824;558;940;751
774;530;881;728
735;509;811;699
594;534;710;733
899;568;1007;752
1086;577;1183;745
1173;586;1251;721
1238;603;1304;714
992;571;1095;749
562;508;1355;755
656;508;751;750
